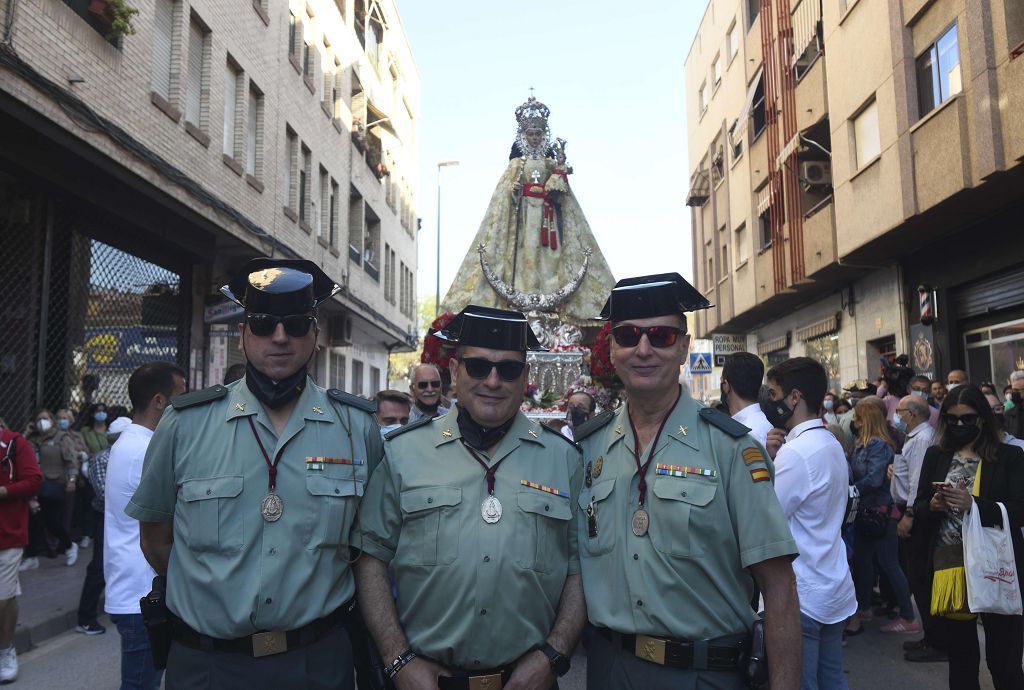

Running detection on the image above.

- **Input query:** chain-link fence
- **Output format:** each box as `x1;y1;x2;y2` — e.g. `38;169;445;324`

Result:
0;180;190;430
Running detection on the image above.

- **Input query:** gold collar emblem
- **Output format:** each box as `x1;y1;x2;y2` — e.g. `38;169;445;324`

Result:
312;406;324;415
528;429;538;438
442;429;453;438
233;402;245;412
678;425;688;436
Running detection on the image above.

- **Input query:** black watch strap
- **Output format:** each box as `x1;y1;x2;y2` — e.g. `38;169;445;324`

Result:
533;642;570;677
384;649;417;680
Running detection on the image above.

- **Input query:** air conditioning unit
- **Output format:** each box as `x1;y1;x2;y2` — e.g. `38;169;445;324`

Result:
800;161;833;188
328;315;354;347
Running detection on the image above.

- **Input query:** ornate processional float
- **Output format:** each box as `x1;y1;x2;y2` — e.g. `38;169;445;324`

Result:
424;94;621;417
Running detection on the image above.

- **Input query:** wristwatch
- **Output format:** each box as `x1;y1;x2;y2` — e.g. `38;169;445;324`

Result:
384;649;417;680
532;642;570;677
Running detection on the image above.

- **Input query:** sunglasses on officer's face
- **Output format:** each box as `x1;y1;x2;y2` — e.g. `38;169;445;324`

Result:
459;357;526;382
246;313;316;338
416;380;442;390
611;325;685;348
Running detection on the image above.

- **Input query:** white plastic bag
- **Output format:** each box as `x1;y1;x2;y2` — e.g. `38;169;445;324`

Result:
964;501;1023;615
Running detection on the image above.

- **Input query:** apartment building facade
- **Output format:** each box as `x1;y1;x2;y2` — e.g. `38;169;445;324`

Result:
0;0;419;426
685;0;1024;394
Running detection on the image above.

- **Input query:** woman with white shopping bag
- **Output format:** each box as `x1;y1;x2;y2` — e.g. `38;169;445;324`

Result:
912;383;1024;690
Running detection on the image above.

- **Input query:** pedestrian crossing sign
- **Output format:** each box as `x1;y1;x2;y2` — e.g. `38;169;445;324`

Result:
689;352;713;375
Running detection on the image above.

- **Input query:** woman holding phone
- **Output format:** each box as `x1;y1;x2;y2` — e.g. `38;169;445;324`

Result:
912;384;1024;689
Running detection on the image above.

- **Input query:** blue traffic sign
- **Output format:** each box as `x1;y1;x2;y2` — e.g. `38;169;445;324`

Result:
689;352;713;374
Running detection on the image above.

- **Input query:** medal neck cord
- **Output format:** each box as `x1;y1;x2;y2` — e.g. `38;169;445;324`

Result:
248;416;283;493
462;443;508;496
628;387;680;507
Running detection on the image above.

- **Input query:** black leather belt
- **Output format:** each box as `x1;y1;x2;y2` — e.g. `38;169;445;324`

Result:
170;598;353;658
436;665;515;690
595;626;746;671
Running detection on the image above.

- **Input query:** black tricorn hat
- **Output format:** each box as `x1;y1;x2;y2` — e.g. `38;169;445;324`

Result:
221;258;341;315
598;272;712;321
433;305;547;352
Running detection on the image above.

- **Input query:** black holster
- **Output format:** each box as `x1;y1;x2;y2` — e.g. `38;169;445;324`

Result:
743;613;768;689
139;576;172;671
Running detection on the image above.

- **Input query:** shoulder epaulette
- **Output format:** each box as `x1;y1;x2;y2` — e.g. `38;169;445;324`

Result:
327;389;377;414
170;385;228;410
384;414;432;440
699;407;750;438
541;423;579;448
572;409;615;443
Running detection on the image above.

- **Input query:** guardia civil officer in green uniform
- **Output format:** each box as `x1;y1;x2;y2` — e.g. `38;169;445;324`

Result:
355;305;585;690
128;258;384;689
574;274;802;690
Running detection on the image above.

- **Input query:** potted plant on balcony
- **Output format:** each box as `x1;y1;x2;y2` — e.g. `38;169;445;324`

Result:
88;0;139;40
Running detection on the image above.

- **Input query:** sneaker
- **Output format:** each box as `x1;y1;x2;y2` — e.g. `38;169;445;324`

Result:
78;536;91;549
903;638;927;652
16;557;38;572
905;645;947;663
0;645;17;683
65;542;78;567
75;622;106;636
881;618;920;634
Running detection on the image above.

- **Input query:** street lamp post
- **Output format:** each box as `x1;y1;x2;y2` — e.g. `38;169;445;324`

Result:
435;159;459;317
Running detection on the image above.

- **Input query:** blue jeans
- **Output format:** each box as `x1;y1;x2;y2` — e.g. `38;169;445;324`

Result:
800;613;848;690
852;516;915;620
110;613;163;690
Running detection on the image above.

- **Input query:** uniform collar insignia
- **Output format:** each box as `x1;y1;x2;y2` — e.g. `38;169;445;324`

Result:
312;406;324;414
234;402;245;412
678;425;687;436
528;429;538;438
442;429;453;438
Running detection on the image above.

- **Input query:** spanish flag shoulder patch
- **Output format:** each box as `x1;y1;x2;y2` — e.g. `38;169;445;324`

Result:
742;447;766;466
750;468;771;483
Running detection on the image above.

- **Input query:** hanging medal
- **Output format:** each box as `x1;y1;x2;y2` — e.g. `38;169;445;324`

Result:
248;417;285;522
628;388;680;537
463;443;509;524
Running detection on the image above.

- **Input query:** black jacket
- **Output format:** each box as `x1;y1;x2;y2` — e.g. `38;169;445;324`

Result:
912;443;1024;576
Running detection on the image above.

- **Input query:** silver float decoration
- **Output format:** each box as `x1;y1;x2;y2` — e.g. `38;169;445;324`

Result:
478;244;590;313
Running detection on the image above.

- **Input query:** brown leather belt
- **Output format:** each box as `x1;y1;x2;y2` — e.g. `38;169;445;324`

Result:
595;627;747;671
169;598;353;658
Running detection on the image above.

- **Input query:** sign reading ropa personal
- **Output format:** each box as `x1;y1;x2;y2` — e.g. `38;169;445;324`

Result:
713;334;747;367
689;352;713;375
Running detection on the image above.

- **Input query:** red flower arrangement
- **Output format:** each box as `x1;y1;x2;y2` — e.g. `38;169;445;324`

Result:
421;311;458;366
589;322;616;387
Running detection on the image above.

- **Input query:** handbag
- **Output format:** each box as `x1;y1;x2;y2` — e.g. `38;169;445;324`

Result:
963;499;1023;615
855;505;888;538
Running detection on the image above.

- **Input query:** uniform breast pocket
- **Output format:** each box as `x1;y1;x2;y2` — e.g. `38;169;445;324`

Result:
515;491;572;573
305;475;364;550
649;477;717;558
180;476;244;554
398;486;462;566
578;480;615;557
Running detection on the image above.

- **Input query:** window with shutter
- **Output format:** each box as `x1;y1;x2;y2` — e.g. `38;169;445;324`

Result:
246;86;262;177
151;0;175;99
223;63;238;157
185;18;205;125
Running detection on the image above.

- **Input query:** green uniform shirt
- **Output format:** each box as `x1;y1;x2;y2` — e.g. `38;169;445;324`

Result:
356;406;583;669
576;391;797;640
127;379;383;638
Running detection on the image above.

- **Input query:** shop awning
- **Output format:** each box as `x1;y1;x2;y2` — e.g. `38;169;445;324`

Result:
757;333;790;356
686;170;711;207
795;313;841;341
732;67;763;145
791;0;822;64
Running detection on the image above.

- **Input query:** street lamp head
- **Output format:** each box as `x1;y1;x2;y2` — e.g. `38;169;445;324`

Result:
437;160;460;168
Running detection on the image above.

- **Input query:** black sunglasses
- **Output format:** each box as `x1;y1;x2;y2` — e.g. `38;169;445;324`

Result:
611;325;684;348
459;357;526;382
416;380;442;390
246;313;316;338
944;413;979;427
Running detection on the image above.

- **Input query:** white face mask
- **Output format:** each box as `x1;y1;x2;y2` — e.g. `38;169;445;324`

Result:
379;424;402;441
947;382;961;391
823;399;834;411
36;418;52;432
911;390;928;398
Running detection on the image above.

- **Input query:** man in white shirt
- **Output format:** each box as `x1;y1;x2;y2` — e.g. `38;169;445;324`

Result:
105;362;185;690
721;352;773;447
892;394;943;663
763;357;856;690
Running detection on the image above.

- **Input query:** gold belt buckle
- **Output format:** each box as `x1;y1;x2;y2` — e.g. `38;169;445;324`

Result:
467;673;503;690
634;634;667;665
251;631;287;658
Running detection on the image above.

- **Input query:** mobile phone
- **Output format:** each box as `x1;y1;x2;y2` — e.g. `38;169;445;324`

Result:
932;481;952;491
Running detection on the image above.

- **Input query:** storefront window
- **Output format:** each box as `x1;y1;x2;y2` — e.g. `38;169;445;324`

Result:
965;318;1024;388
806;334;841;394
